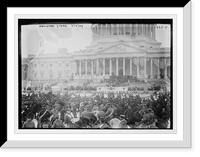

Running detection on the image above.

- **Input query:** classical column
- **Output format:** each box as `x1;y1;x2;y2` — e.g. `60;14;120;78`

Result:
164;58;168;79
92;28;94;41
96;25;99;38
94;27;96;40
150;24;152;37
109;58;112;76
103;58;105;76
91;60;94;76
146;24;148;36
110;24;113;35
98;24;101;37
130;24;132;35
130;58;132;75
124;24;126;35
117;24;120;35
123;58;125;76
135;24;138;35
79;60;81;76
149;24;151;36
101;24;103;37
99;24;101;37
116;58;119;76
157;58;160;79
150;58;153;79
85;60;87;75
96;59;99;75
105;24;107;36
152;24;156;38
144;57;146;77
146;24;149;36
141;24;143;35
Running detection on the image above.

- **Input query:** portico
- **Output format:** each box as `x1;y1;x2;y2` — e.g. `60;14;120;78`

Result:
74;56;170;79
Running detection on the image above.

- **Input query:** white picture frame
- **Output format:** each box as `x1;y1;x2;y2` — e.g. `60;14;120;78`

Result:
3;2;191;148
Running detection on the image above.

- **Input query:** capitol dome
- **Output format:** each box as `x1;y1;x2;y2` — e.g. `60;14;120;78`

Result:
91;24;156;43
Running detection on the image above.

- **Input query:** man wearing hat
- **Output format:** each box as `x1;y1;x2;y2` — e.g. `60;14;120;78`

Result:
63;107;73;128
38;104;52;128
104;103;115;122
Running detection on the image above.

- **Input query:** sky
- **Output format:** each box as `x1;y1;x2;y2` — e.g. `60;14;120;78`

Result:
21;23;170;58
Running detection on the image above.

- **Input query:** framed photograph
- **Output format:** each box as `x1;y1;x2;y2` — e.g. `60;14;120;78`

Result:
3;1;191;148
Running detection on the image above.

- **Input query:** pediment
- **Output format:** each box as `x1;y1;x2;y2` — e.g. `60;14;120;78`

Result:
97;43;146;54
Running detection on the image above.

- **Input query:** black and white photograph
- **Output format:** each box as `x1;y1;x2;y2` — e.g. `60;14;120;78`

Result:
4;3;193;149
19;19;172;129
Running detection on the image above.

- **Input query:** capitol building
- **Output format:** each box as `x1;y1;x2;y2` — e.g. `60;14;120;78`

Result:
22;23;171;88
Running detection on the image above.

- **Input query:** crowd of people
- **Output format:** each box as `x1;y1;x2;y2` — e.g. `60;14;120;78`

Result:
21;88;171;129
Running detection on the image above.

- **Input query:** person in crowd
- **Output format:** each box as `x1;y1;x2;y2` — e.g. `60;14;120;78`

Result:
21;85;171;129
38;104;52;128
70;102;77;118
51;114;65;128
22;113;35;128
64;108;73;128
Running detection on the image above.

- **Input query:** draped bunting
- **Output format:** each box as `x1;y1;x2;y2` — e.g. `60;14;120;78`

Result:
133;58;139;65
140;69;144;75
146;58;150;62
159;58;165;69
139;58;144;67
153;58;159;67
118;58;123;68
166;58;171;66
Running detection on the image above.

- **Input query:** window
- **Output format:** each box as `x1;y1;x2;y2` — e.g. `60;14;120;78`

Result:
119;24;124;35
65;70;69;78
40;71;44;78
107;24;111;36
49;70;53;78
125;24;130;35
113;24;117;35
138;24;142;35
58;71;62;78
132;24;135;35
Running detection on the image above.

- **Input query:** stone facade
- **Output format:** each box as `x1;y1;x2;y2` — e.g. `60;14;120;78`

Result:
22;24;171;86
